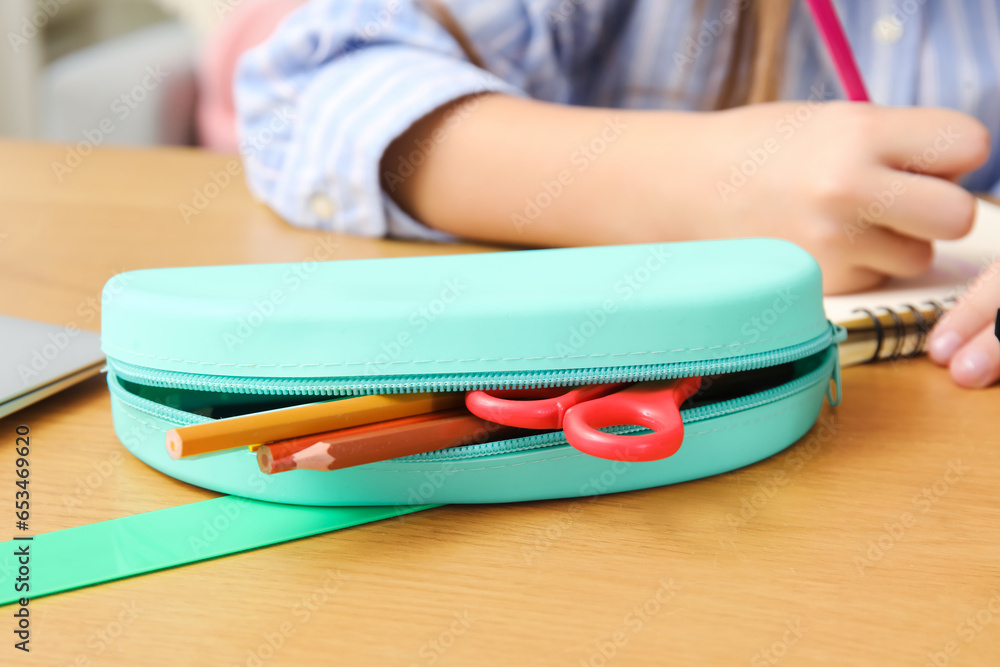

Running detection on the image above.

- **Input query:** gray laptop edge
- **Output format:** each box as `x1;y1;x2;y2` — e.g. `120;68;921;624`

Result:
1;314;105;419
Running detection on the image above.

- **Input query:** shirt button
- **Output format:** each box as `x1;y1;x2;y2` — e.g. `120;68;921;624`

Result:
873;15;903;44
309;193;334;219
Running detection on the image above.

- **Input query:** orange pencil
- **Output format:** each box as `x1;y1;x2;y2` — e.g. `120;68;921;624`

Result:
257;409;522;474
166;392;463;459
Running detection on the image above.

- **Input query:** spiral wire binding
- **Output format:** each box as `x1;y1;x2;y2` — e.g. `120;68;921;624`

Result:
852;307;884;362
901;304;928;359
851;298;953;364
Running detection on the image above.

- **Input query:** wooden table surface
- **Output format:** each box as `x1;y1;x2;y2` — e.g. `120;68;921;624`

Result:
1;140;998;666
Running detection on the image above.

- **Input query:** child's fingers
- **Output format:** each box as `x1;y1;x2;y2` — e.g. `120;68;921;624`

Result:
871;107;991;177
852;225;934;278
948;325;1000;388
927;259;1000;365
821;265;888;295
865;168;977;241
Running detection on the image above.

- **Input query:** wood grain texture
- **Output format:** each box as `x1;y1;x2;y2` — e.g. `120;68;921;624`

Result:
1;141;999;666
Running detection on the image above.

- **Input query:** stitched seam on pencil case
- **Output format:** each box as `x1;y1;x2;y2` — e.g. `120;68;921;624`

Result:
375;393;818;472
102;320;829;368
117;400;171;432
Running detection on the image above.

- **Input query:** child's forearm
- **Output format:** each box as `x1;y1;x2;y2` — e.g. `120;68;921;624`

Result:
380;94;710;246
382;96;989;300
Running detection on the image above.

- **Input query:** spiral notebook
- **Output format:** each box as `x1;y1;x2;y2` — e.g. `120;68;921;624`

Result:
825;199;1000;364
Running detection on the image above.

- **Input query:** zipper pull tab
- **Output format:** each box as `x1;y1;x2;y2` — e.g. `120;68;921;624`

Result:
826;346;843;407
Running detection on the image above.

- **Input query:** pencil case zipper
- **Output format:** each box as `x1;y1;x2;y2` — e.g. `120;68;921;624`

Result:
105;324;842;462
107;325;837;395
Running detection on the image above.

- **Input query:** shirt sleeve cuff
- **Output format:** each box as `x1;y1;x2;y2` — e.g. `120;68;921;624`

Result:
255;47;524;238
382;194;459;241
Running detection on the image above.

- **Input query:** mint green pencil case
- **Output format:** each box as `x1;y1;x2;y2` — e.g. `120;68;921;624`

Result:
101;239;842;506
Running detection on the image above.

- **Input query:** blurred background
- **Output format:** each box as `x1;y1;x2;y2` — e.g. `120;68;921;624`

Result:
0;0;303;152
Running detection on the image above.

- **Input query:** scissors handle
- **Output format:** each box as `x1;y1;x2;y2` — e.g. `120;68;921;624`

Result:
562;376;702;462
465;384;626;430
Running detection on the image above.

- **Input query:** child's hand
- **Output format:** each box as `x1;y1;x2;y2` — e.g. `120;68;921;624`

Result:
927;263;1000;387
705;102;991;294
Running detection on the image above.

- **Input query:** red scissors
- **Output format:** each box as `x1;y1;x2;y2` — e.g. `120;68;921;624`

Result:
465;376;702;462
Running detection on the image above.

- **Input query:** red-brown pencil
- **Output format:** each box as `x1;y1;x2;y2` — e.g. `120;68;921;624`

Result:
257;409;520;474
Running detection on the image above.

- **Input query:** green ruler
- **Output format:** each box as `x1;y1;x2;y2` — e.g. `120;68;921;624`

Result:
0;497;436;605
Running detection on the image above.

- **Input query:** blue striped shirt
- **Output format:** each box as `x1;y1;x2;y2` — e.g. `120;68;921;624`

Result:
235;0;1000;240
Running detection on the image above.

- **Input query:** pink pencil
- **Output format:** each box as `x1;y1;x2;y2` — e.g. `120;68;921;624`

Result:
805;0;870;102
